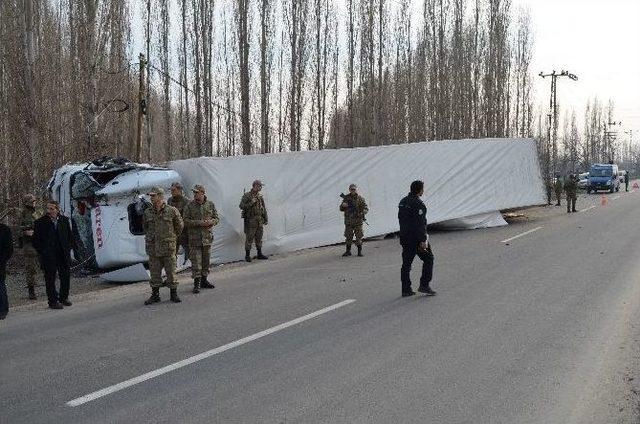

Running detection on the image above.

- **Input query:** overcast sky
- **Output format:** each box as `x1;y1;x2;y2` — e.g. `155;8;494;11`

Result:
519;0;640;140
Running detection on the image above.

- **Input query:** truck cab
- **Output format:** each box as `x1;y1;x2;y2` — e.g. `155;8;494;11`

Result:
587;164;620;194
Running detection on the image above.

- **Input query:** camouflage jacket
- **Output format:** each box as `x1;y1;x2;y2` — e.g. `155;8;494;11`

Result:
554;179;563;193
564;178;577;195
340;193;368;226
143;203;184;257
20;206;40;251
168;194;189;217
239;192;268;224
183;198;219;247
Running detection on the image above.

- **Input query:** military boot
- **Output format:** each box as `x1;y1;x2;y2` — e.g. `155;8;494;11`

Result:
256;248;268;260
200;277;215;289
245;249;252;262
193;278;200;294
342;245;352;257
170;289;182;303
28;286;36;300
144;288;161;305
357;245;363;257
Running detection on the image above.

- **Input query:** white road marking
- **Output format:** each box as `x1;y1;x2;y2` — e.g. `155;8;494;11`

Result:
579;205;596;213
501;226;543;243
67;299;356;407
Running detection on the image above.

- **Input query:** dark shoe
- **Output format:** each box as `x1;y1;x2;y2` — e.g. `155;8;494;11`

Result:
256;249;268;260
357;245;363;257
567;210;571;213
572;209;577;212
200;278;215;289
342;245;352;257
28;287;36;300
402;290;416;297
418;285;436;296
49;302;64;310
60;299;73;306
556;202;561;206
170;289;182;303
144;288;161;305
245;250;252;262
193;278;200;294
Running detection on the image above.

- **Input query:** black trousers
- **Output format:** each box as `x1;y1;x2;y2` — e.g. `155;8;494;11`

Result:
43;257;70;304
401;242;434;293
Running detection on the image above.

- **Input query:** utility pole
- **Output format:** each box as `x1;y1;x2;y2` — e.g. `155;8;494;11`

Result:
539;70;578;178
145;0;152;162
136;53;147;163
603;120;621;163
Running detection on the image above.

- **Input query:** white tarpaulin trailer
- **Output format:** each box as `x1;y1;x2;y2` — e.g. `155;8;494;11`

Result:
171;138;546;264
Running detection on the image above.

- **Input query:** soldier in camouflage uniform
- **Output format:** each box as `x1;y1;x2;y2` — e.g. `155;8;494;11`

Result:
564;174;578;213
339;184;369;257
554;175;563;206
183;184;219;293
20;194;40;300
168;182;190;260
143;187;184;305
239;180;268;262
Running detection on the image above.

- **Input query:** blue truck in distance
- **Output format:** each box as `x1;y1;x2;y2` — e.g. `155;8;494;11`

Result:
587;163;620;194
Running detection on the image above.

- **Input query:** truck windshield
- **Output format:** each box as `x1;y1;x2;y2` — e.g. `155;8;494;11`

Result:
590;168;612;177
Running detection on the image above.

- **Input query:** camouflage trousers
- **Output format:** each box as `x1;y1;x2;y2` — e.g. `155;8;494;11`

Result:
566;193;577;212
244;220;264;250
555;190;563;205
149;255;177;289
23;248;39;289
344;224;364;247
190;245;211;279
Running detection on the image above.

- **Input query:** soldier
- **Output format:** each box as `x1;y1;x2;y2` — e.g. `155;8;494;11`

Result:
142;187;184;305
554;175;563;206
239;180;268;262
20;194;40;300
168;182;190;260
565;174;578;213
183;184;219;293
624;171;629;192
0;222;13;319
339;184;369;257
544;176;553;205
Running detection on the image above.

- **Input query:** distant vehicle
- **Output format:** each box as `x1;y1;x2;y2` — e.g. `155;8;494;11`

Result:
577;173;589;189
587;164;620;194
618;170;626;184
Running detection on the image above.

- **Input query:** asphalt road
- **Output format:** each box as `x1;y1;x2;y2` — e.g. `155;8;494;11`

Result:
2;188;640;423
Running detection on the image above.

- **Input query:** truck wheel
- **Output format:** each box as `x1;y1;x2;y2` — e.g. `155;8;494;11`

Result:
610;187;614;193
587;188;591;194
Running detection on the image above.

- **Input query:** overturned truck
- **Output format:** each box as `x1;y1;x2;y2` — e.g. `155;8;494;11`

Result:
50;138;546;281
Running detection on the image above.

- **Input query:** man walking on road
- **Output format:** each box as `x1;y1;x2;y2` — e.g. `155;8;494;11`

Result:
554;175;563;206
239;180;268;262
0;222;13;319
339;184;368;257
143;187;184;305
183;185;219;293
168;182;190;260
20;193;40;300
398;180;436;297
565;174;578;213
32;201;75;309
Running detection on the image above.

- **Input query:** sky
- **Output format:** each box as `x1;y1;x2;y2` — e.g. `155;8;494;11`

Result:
518;0;640;141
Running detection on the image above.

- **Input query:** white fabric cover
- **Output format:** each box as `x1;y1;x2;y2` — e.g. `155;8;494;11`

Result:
434;211;508;230
170;138;545;264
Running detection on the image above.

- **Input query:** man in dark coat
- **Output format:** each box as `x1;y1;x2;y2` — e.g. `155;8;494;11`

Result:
398;180;435;297
33;201;75;309
0;222;13;319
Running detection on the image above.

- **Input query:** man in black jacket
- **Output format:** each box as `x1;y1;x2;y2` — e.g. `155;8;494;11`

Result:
33;201;75;309
398;180;436;297
0;222;13;319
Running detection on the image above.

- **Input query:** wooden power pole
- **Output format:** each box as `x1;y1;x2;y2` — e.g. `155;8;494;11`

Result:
136;53;147;163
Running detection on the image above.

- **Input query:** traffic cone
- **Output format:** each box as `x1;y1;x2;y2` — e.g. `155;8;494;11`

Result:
633;181;639;189
601;195;608;206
